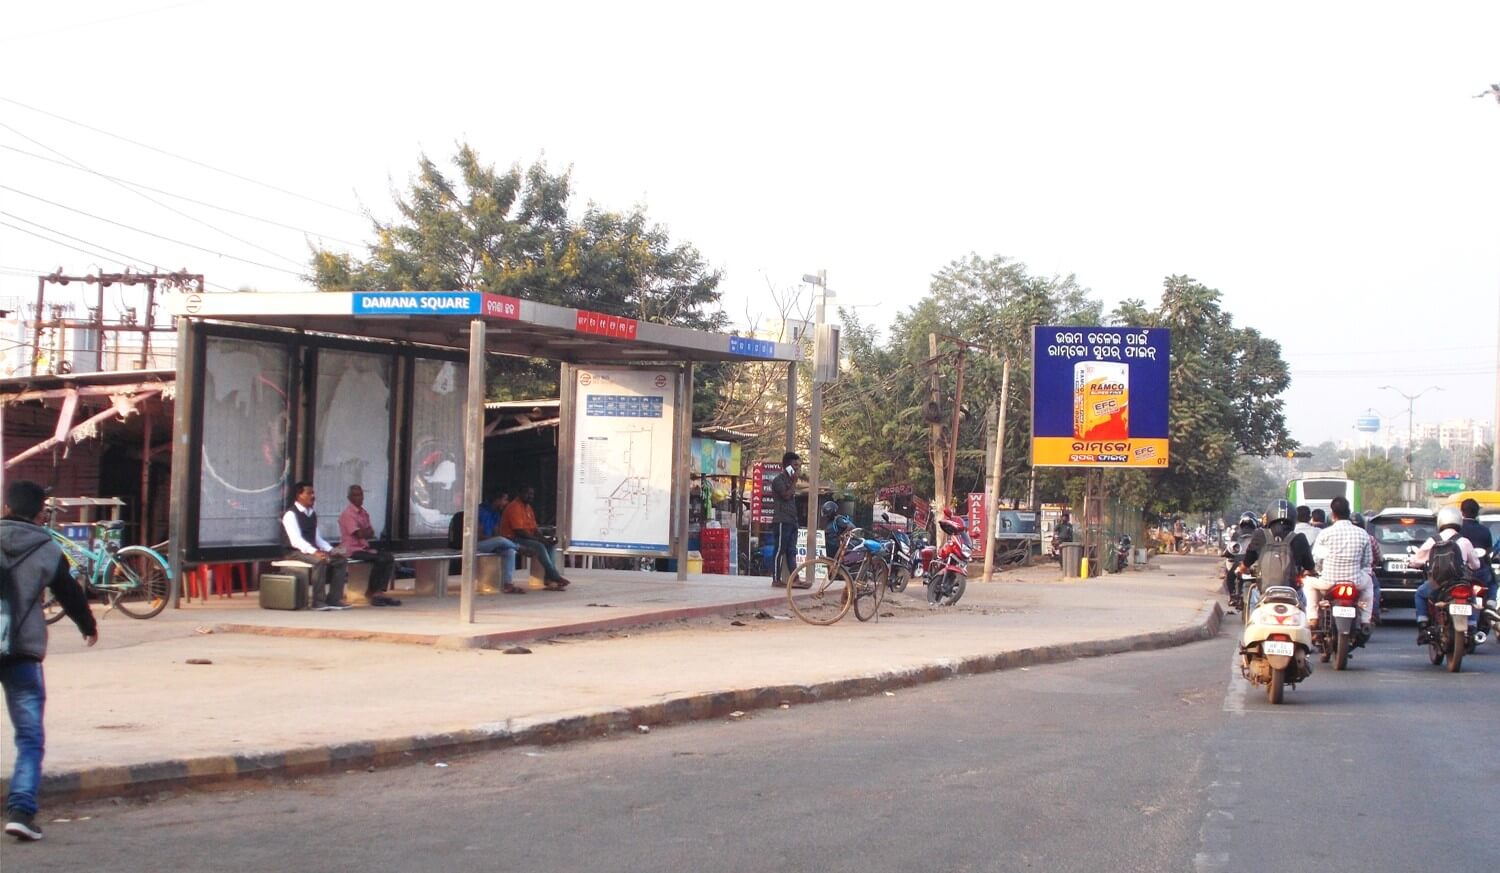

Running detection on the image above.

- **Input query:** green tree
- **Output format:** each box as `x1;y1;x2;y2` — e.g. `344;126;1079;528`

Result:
310;144;727;402
1107;276;1292;516
1227;456;1283;516
1344;456;1405;512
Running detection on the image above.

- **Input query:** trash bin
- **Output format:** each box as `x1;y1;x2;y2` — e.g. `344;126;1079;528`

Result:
1060;543;1084;578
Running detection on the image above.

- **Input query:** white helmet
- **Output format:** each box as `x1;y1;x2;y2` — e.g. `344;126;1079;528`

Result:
1436;506;1462;532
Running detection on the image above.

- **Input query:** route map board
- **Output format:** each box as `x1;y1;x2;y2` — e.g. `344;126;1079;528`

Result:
568;367;677;554
1031;326;1171;468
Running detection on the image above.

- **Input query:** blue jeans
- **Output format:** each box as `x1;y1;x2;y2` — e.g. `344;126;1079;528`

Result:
2;659;46;815
1415;581;1477;627
513;537;562;582
477;536;518;586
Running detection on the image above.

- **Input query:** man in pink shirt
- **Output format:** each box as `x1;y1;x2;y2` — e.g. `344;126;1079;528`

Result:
339;485;400;607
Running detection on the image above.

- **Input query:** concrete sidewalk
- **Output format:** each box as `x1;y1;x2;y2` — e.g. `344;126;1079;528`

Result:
3;556;1224;802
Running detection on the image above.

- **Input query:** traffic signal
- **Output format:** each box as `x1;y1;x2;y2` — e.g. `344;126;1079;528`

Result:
1283;451;1312;458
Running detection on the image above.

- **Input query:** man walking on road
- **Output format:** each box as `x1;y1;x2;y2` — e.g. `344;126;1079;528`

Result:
770;452;808;588
2;480;98;842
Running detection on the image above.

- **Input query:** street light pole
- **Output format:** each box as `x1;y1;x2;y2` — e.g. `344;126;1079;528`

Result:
1479;84;1500;489
1380;384;1442;500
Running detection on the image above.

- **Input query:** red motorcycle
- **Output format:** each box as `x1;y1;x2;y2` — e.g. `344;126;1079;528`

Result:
1424;580;1483;673
1310;580;1366;671
925;509;971;606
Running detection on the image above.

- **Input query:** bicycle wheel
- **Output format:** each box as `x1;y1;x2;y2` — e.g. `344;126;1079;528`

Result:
852;562;886;622
42;588;67;624
108;546;172;618
786;558;852;625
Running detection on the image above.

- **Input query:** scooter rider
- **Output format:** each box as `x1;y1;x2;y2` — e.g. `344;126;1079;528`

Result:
1410;506;1483;642
1308;496;1375;633
1238;501;1315;605
1222;511;1260;607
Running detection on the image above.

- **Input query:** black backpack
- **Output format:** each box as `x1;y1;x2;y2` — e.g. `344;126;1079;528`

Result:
1256;529;1297;586
1427;536;1465;585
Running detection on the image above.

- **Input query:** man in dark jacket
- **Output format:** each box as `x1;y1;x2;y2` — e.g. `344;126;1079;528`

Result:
2;480;97;842
1458;498;1495;601
770;452;807;588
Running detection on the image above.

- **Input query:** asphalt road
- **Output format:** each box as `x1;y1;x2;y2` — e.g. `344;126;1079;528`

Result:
11;623;1499;873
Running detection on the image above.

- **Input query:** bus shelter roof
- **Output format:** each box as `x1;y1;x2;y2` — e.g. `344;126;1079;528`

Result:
163;290;800;365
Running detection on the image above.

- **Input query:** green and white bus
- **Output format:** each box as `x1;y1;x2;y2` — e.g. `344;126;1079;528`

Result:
1286;473;1360;517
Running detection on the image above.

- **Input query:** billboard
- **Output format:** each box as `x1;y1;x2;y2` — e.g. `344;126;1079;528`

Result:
1031;326;1171;468
567;367;677;554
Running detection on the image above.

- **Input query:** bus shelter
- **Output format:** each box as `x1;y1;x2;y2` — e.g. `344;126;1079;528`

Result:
163;290;800;623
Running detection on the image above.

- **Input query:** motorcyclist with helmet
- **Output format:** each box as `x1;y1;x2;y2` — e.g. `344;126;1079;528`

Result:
1238;500;1317;608
1410;505;1484;643
1221;511;1261;609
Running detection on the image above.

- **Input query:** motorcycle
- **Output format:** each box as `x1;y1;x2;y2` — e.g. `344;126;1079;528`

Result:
1240;584;1313;704
1310;579;1366;671
926;509;971;606
1478;544;1499;644
1422;579;1480;673
1236;569;1262;627
1113;535;1133;572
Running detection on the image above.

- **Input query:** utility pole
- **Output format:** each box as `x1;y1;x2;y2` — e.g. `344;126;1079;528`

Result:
1478;83;1500;490
804;271;829;568
928;333;948;541
982;356;1010;582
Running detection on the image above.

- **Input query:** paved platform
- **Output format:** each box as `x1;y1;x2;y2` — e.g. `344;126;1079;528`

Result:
3;556;1224;802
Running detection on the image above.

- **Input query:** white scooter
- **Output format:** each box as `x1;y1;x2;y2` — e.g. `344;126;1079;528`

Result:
1239;584;1313;704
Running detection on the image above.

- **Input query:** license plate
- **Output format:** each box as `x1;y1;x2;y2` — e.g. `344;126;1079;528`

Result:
1331;605;1357;618
1263;640;1295;657
1386;560;1408;572
1450;604;1472;616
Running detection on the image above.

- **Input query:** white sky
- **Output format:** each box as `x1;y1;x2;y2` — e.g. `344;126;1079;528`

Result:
2;0;1497;447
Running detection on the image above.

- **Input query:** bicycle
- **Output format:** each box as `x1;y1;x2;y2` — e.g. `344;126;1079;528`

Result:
786;527;889;625
41;522;174;622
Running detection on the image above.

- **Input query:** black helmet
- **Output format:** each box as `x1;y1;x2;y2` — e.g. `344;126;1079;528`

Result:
821;500;839;518
1237;511;1258;529
1351;512;1366;529
1264;499;1292;526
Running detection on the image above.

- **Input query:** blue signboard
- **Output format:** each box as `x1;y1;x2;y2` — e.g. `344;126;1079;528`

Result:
729;336;777;359
1031;326;1171;468
353;292;481;315
1355;416;1380;433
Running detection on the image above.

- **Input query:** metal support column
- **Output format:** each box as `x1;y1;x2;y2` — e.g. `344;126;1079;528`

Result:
674;363;694;581
459;319;486;623
166;316;198;608
785;361;797;453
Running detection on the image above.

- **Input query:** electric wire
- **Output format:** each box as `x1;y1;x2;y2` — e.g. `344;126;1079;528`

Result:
0;96;365;217
0;219;236;292
0;184;305;276
1;211;165;271
0;121;307;268
0;142;365;248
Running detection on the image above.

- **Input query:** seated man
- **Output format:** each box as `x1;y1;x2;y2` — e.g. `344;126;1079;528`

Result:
501;486;571;590
475;493;521;594
338;485;400;607
281;480;349;610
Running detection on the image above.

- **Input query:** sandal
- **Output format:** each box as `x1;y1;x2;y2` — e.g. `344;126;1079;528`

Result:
543;579;570;591
501;584;526;595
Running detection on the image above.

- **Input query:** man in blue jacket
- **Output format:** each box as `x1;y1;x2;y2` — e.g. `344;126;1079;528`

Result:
2;480;97;842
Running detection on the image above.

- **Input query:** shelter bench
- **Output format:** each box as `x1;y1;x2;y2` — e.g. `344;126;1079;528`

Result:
270;548;505;601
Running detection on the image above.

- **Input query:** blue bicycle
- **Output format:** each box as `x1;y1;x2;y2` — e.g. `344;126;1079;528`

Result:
41;521;173;622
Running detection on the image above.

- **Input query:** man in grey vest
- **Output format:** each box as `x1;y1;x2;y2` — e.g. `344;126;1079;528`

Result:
281;481;350;610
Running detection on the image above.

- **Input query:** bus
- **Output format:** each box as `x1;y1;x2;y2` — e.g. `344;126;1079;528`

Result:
1438;490;1500;515
1287;473;1360;517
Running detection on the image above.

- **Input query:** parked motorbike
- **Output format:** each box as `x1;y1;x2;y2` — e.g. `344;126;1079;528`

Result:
1239;584;1313;704
1113;535;1133;572
1310;579;1367;671
926;509;971;606
1422;579;1479;673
